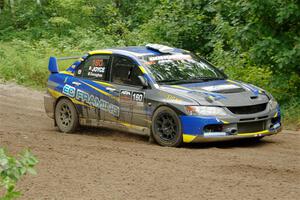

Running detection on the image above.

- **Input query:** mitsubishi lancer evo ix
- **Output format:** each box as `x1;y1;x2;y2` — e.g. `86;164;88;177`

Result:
44;44;281;147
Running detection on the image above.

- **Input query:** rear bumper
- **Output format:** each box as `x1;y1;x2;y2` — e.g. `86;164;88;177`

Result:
44;93;55;119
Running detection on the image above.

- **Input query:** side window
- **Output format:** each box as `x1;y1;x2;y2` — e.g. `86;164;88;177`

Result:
111;56;143;86
76;55;110;80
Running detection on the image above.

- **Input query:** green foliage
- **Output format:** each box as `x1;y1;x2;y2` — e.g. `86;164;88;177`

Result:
0;0;299;128
0;148;38;200
281;99;300;130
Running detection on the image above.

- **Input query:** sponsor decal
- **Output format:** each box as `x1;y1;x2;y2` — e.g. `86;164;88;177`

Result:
93;58;104;67
203;132;227;137
88;66;106;78
166;94;181;101
62;84;76;97
86;56;109;78
120;90;132;102
132;91;144;102
148;54;192;61
63;84;119;117
119;90;145;105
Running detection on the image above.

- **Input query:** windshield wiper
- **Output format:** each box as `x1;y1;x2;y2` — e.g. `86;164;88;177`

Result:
157;79;186;85
192;77;225;81
157;77;225;85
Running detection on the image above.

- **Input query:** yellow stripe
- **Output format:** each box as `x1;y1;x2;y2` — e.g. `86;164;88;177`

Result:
227;79;239;84
274;112;278;118
120;121;131;127
110;118;139;128
221;120;230;124
93;80;113;87
80;81;118;101
60;71;74;76
182;134;197;143
171;85;192;91
237;130;271;136
139;66;147;74
143;119;152;123
48;88;63;99
71;98;91;107
88;50;112;55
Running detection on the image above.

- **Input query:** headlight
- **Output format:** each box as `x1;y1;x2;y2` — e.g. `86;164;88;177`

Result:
186;106;227;116
269;98;278;110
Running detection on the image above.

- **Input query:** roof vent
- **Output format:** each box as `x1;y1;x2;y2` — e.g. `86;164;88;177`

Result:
145;43;174;53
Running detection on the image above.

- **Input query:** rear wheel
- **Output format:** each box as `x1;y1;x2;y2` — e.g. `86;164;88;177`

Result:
55;98;79;133
152;106;183;147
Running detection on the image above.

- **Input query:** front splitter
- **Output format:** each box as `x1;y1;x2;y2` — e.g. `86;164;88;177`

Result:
183;127;282;143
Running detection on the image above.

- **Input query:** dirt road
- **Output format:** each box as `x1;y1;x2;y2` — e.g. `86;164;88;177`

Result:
0;83;299;200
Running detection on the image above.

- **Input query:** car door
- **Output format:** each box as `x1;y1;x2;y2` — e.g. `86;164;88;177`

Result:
69;54;114;121
107;55;148;127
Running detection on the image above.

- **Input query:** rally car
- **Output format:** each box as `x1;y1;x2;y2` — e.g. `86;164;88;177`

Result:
44;44;281;147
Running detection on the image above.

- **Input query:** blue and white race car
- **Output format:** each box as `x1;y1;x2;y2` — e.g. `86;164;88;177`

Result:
44;44;281;147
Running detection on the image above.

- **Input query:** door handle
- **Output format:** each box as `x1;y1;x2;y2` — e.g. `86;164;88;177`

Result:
72;81;81;86
106;87;117;92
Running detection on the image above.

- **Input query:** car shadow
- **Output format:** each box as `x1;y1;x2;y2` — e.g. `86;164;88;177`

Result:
73;127;149;143
64;127;277;149
183;138;276;149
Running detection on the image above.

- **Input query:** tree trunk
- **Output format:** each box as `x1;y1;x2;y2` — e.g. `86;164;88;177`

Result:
0;0;4;14
114;0;121;9
9;0;14;14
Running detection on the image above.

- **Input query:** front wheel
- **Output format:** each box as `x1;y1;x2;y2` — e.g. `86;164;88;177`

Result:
152;106;183;147
55;98;79;133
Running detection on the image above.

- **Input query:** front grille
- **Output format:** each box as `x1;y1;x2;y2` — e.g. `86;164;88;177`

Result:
227;103;267;114
238;121;266;133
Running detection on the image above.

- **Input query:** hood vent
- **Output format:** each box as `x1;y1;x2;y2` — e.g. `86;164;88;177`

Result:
213;88;245;94
192;86;245;94
195;84;246;94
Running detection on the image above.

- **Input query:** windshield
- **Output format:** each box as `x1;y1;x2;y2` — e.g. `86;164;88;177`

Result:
142;54;227;84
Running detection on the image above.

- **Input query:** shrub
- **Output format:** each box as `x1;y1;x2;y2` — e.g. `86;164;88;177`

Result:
0;148;38;200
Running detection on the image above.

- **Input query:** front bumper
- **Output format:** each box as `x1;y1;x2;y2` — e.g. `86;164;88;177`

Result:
180;108;282;143
183;127;281;143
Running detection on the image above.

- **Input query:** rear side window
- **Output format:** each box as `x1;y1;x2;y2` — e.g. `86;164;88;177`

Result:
76;55;111;80
111;56;143;86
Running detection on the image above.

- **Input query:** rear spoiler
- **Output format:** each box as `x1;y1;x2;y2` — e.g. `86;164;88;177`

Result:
48;56;82;73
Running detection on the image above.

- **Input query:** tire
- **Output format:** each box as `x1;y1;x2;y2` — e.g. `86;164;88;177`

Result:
152;106;183;147
55;98;79;133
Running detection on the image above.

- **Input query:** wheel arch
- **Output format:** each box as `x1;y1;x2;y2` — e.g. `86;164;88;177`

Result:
149;103;186;135
151;103;186;119
54;96;80;126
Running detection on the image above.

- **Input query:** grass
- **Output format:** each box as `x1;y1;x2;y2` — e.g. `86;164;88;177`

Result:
0;41;299;130
281;102;300;130
0;40;82;89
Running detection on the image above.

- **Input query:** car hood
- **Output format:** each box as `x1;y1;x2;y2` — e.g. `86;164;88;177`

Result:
159;79;270;107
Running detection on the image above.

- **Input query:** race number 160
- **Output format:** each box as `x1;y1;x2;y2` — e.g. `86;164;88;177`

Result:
132;92;144;102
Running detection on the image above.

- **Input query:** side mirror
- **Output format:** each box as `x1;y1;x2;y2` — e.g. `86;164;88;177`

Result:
138;75;149;88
